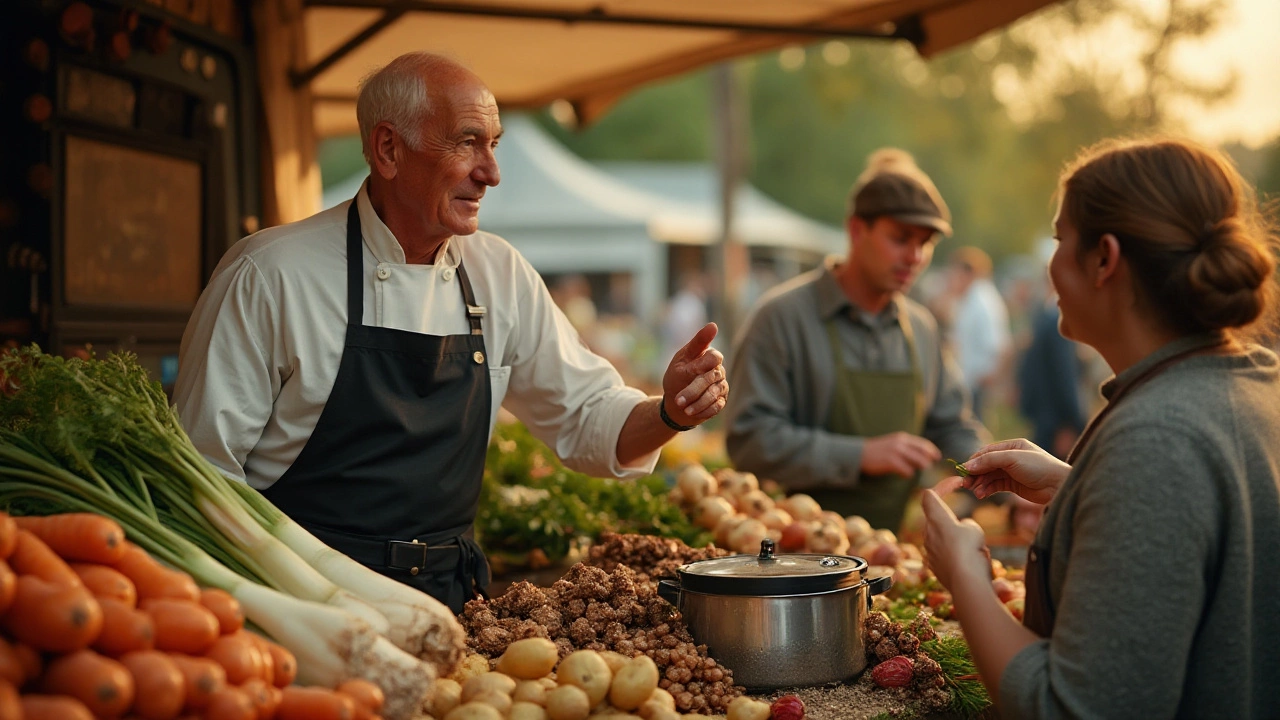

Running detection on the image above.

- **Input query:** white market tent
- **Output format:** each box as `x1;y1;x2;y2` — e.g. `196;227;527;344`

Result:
322;115;846;319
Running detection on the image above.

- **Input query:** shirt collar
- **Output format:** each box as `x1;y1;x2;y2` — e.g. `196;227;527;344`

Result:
1100;332;1226;400
355;179;458;268
816;256;901;326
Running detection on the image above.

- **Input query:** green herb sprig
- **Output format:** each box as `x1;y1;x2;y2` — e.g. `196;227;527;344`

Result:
922;636;991;716
946;458;971;477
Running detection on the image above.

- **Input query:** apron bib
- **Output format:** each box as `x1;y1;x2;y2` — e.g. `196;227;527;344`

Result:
263;199;493;614
811;301;925;532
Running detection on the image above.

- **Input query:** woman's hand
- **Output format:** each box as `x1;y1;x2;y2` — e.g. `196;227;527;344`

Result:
940;439;1071;505
921;490;992;592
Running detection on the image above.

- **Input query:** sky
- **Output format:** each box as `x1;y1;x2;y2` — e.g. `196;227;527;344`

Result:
1169;0;1280;147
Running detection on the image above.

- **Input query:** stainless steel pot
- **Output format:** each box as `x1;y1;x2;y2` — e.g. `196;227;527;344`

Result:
657;539;892;689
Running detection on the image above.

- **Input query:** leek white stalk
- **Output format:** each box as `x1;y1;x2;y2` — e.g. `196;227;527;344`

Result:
352;636;437;720
238;483;467;671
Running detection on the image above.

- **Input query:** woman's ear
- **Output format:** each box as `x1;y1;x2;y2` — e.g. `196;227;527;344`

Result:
369;122;399;180
1094;233;1123;287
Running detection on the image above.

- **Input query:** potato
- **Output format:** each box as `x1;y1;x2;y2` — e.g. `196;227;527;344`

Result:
514;680;548;705
644;689;676;713
726;697;771;720
539;677;559;690
779;493;822;521
692;496;737;531
512;701;550;720
874;528;898;545
557;650;612;706
499;638;560;679
642;708;681;720
430;678;464;717
599;651;630;675
609;655;659;710
545;684;591;720
819;510;845;528
462;672;517;703
471;690;513;715
444;701;504;720
805;522;850;554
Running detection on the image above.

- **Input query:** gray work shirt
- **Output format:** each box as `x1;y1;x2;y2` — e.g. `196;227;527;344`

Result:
724;260;986;489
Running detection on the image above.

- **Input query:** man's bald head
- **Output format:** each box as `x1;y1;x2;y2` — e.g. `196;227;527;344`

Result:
356;52;483;165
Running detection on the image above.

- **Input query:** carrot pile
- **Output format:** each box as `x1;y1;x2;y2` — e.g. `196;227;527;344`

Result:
0;511;384;720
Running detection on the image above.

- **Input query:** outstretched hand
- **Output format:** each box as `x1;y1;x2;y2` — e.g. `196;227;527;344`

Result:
661;323;728;427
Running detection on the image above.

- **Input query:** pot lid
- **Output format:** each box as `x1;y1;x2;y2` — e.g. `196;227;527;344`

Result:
676;539;867;596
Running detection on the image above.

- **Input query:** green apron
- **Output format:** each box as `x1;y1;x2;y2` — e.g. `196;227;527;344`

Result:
808;300;926;532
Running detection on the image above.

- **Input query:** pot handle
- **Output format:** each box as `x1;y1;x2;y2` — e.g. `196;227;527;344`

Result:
865;574;893;609
657;579;681;607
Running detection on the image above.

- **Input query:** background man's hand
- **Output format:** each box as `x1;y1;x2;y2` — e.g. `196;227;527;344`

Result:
662;323;727;427
861;431;941;477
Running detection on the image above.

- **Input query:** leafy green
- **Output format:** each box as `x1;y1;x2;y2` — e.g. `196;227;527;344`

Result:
921;636;991;717
476;423;710;565
946;458;971;477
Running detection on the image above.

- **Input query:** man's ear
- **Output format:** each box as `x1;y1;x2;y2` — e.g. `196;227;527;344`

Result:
846;216;867;245
369;122;399;180
1094;233;1122;287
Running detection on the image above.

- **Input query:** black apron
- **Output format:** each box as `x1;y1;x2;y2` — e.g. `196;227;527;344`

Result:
1022;338;1228;636
263;200;492;615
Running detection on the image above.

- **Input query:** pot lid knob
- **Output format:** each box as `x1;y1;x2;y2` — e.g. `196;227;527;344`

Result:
758;538;776;560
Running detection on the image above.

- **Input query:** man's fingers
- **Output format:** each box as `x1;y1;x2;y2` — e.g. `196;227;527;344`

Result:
680;322;719;360
685;376;727;415
690;395;727;421
677;366;724;409
689;348;725;375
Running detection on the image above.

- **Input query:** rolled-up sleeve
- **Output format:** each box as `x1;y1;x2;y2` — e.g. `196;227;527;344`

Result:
174;255;283;486
725;303;863;488
498;256;653;479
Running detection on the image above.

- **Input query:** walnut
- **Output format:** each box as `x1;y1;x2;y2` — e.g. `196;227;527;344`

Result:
875;636;901;662
896;630;921;655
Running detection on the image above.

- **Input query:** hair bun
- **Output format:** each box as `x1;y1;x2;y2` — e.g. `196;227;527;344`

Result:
1185;216;1271;330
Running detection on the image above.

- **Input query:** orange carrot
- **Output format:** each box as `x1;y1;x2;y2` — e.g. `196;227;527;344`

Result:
2;575;103;652
41;649;135;719
8;529;81;586
19;694;95;720
113;544;199;602
120;650;185;720
0;638;23;686
14;514;126;565
262;640;296;688
0;679;17;720
168;654;226;712
12;643;41;686
276;686;355;720
0;560;14;614
199;588;244;635
143;599;221;655
239;678;282;720
0;513;16;560
203;631;264;685
73;563;138;607
242;633;275;685
336;678;385;715
94;598;156;656
202;686;257;720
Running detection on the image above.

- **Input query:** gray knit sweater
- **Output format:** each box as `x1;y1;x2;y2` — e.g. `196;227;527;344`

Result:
1000;335;1280;719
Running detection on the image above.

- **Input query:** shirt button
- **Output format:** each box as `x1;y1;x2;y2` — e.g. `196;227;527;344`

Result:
376;265;391;281
442;267;455;282
473;351;485;364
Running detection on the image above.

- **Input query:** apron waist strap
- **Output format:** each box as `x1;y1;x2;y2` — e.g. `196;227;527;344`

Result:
306;524;465;573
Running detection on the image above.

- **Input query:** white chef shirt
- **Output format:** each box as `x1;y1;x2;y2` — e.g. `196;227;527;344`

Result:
174;182;657;490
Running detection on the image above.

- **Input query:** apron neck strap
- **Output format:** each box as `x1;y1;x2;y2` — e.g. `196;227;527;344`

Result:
346;198;486;336
346;200;365;327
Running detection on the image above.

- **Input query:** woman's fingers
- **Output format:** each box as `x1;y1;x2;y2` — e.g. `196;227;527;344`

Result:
933;475;966;497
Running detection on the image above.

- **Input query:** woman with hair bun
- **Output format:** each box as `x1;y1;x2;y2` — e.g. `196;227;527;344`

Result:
921;137;1280;718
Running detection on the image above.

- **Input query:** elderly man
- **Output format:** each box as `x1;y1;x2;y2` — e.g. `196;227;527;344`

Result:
174;53;728;612
723;149;986;532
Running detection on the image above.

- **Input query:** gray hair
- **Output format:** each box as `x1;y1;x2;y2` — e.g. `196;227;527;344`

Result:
356;52;458;165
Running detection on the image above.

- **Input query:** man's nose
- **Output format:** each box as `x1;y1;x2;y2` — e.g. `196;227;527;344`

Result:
474;149;500;187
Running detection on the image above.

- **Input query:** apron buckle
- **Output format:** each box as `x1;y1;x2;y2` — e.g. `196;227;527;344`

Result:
385;540;429;571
